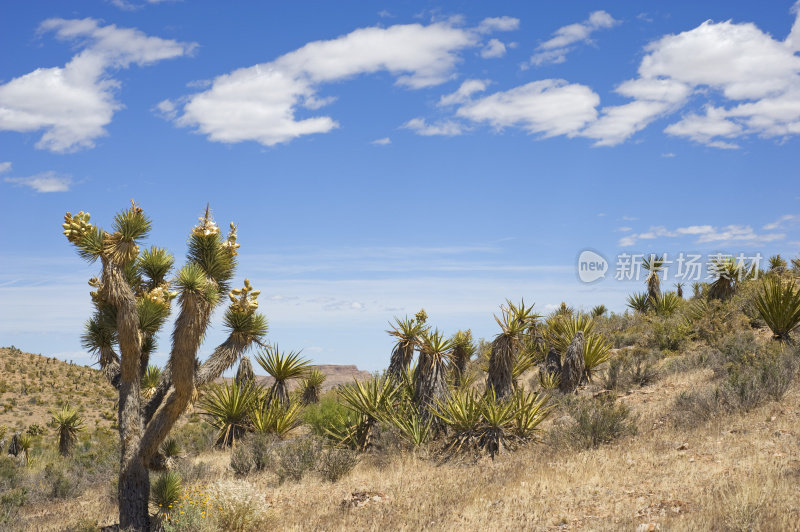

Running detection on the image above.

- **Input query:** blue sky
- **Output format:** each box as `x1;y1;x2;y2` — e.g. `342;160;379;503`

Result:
1;1;799;372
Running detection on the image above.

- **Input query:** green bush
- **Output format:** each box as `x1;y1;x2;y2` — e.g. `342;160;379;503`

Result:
302;395;351;437
151;471;182;515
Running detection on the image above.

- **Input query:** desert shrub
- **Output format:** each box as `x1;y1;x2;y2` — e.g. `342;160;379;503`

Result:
274;436;323;482
0;487;26;527
43;462;78;499
673;343;797;423
160;483;217;532
647;314;691;352
172;418;217;455
209;479;272;532
230;445;253;476
594;313;647;348
174;460;212;485
601;348;659;391
303;395;357;437
319;447;359;482
552;395;637;449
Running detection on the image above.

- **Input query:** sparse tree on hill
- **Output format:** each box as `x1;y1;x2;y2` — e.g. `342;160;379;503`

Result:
63;203;267;531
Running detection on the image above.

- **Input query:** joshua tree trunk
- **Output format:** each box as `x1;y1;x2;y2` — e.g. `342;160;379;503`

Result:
387;341;415;380
487;335;515;401
235;355;255;385
559;332;585;394
413;351;448;422
647;273;660;302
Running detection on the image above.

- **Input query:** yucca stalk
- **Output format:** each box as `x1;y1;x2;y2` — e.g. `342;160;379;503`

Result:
254;345;311;407
450;329;475;387
487;299;538;401
51;404;85;456
16;433;32;466
64;203;267;531
755;277;800;341
675;283;684;299
414;329;453;422
199;381;259;447
299;369;326;404
386;315;425;379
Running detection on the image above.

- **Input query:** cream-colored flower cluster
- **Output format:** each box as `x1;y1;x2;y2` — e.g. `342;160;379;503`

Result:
191;213;220;237
145;283;178;307
62;211;93;244
228;278;260;313
222;222;241;256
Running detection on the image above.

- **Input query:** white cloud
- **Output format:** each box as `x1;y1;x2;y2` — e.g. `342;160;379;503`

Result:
530;10;618;66
455;80;599;137
0;18;195;152
175;21;499;146
5;170;73;192
438;79;490;106
584;6;800;147
477;17;520;34
371;137;391;145
481;39;507;58
0;162;10;173
618;223;785;247
402;117;464;136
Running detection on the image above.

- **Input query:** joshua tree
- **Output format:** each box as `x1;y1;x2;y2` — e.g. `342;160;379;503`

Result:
691;282;704;299
254;345;311;406
487;300;537;401
708;257;743;301
590;304;607;318
414;329;453;421
675;282;684;299
449;329;475;387
299;369;326;404
642;255;664;302
51;404;84;456
559;332;585;394
386;315;425;379
63;203;267;531
235;355;255;386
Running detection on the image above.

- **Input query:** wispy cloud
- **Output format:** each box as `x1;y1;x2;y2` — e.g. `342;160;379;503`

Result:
5;170;73;193
370;137;391;145
763;214;800;230
529;10;619;66
618;223;786;247
402;117;465;136
0;162;11;173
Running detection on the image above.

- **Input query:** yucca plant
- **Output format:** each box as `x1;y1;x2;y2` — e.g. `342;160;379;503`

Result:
333;376;399;451
386;315;425;379
150;471;182;516
754;277;800;341
591;304;607;318
546;313;595;353
254;345;311;406
299;369;326;404
691;282;704;299
708;257;743;301
769;254;787;274
450;329;475;387
414;329;453;421
538;370;560;390
159;437;182;470
51;404;84;456
384;404;434;448
250;399;303;438
141;365;162;399
509;389;551;439
487;299;538;400
651;291;682;315
626;292;651;313
642;255;665;301
199;381;259;447
674;283;684;299
16;433;32;466
582;334;612;382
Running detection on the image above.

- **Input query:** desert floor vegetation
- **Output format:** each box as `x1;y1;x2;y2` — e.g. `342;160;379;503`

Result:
3;248;800;530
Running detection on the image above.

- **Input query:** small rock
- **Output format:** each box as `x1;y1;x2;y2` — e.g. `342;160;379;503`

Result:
636;523;660;532
676;443;689;451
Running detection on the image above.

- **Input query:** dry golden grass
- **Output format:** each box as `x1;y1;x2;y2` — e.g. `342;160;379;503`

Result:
12;345;800;531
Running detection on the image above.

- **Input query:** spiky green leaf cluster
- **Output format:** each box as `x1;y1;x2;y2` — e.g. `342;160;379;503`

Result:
755;278;800;340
